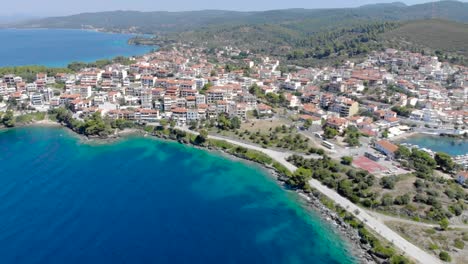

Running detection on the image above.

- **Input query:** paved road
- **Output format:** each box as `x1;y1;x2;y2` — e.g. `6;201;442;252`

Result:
177;127;442;264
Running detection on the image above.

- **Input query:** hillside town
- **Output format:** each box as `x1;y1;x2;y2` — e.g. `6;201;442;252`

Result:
0;47;467;173
1;43;468;264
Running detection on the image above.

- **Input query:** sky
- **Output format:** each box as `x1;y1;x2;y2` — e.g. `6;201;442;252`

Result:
0;0;465;16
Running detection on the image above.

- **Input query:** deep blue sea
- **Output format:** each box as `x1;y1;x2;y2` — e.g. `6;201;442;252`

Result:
400;134;468;156
0;127;356;264
0;29;153;67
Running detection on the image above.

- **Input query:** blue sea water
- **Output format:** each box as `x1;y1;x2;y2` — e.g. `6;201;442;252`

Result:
0;29;153;67
400;135;468;156
0;127;356;264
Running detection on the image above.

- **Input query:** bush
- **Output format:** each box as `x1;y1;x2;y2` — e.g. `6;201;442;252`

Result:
428;243;439;250
463;232;468;242
454;238;465;249
394;194;410;205
373;243;395;259
439;218;449;231
390;255;411;264
381;194;394;206
439;251;451;262
341;156;353;165
380;176;396;189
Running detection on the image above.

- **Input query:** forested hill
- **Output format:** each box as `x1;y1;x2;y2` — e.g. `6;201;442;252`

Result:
13;1;468;33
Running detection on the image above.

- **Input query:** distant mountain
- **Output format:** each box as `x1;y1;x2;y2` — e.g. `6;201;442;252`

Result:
359;2;407;8
0;14;40;25
12;1;468;33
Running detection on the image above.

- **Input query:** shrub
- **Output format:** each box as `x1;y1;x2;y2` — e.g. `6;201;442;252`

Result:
454;238;465;249
341;156;353;165
439;251;451;262
390;255;411;264
380;176;396;189
428;243;439;251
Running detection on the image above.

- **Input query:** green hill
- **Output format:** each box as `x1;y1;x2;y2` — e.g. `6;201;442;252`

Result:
13;1;468;33
11;1;468;66
384;19;468;57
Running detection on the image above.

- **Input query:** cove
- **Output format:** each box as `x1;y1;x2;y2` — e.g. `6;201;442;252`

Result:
399;134;468;156
0;29;153;67
0;127;357;264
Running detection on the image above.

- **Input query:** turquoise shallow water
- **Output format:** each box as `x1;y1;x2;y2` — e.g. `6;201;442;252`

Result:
400;135;468;156
0;127;356;264
0;29;153;67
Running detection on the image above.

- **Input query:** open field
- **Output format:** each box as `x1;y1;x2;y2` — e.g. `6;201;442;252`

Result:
387;221;468;264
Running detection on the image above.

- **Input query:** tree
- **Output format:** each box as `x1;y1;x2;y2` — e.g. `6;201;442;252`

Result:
249;84;264;98
194;129;208;145
230;116;241;129
381;194;394;206
200;83;213;94
217;114;231;130
382;129;389;138
380;176;396;190
341;156;353;165
434;152;455;172
323;127;338;139
2;110;15;127
287;167;312;189
394;194;410;205
344;126;361;146
391;106;412;117
395;146;411;160
439;218;449;231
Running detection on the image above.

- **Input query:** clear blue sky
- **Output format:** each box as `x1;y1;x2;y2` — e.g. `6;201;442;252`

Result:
1;0;465;16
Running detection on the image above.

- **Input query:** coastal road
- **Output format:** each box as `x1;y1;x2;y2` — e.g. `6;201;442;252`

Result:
308;179;442;264
177;126;442;264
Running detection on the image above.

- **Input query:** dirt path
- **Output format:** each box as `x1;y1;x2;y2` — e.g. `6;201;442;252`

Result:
368;210;468;230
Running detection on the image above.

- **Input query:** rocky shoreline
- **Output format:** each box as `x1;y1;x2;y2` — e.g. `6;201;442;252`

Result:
294;189;377;264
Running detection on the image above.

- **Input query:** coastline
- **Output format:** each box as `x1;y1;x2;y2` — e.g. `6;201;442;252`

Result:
14;121;374;263
0;28;156;68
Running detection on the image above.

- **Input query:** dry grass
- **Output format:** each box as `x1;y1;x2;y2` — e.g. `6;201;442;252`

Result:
387;222;468;264
240;119;292;133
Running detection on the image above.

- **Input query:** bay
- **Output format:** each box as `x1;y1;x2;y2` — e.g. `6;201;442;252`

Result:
0;29;153;67
400;134;468;156
0;127;356;264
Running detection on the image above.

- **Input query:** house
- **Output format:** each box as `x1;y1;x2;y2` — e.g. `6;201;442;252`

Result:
30;93;43;105
171;107;187;125
285;93;300;108
330;97;359;117
456;171;468;185
232;103;247;120
374;140;399;158
325;117;348;133
59;94;81;105
299;115;321;125
187;109;199;121
70;85;92;99
257;103;272;116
